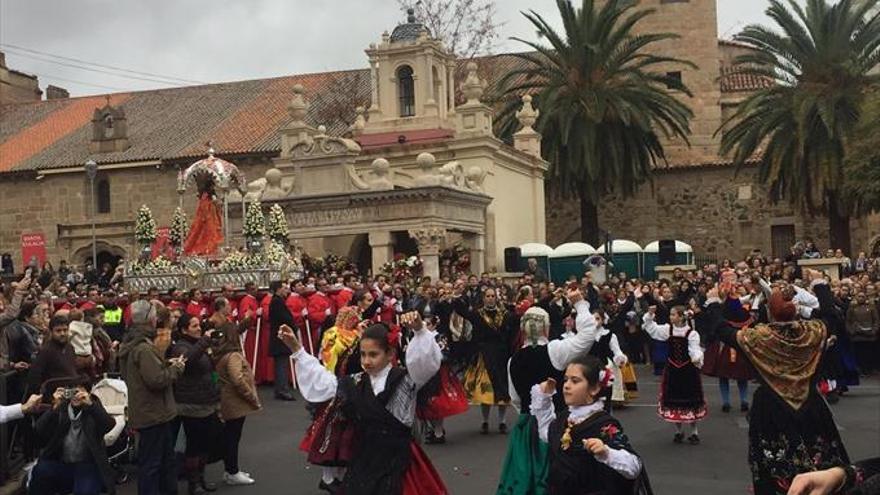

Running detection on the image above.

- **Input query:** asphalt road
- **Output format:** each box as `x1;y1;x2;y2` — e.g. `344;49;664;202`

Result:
119;366;879;495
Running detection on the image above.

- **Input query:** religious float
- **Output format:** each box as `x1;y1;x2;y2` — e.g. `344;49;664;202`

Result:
124;150;303;292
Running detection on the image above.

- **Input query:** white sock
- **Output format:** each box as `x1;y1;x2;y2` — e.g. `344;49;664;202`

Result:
675;423;683;433
321;467;334;484
690;423;699;436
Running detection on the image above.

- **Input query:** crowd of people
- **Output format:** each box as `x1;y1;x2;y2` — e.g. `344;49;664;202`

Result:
0;242;879;495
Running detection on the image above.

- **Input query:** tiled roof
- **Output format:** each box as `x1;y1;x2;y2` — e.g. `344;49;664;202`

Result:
719;66;774;93
0;44;766;174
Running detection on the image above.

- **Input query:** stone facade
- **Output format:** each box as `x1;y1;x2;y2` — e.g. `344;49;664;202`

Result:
546;165;875;260
0;51;42;105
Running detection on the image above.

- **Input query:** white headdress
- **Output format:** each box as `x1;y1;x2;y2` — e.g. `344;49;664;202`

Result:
520;306;550;346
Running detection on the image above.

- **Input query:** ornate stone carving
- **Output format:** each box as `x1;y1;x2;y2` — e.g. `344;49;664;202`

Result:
346;158;394;191
231;168;295;202
438;161;466;188
413;152;441;187
288;84;309;124
290;125;361;159
465;165;487;193
516;94;539;130
408;227;447;251
461;62;485;103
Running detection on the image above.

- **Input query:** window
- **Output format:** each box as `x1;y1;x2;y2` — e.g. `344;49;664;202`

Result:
397;65;415;117
96;177;111;214
665;71;682;90
771;224;796;259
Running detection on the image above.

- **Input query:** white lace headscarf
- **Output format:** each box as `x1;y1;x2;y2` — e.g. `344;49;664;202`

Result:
520;306;550;346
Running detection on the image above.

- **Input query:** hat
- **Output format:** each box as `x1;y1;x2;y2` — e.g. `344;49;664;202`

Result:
768;289;797;322
520;307;550;346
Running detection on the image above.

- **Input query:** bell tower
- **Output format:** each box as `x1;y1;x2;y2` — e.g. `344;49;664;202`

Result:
361;8;456;134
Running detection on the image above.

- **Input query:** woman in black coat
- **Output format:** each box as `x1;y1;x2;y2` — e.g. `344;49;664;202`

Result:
170;315;221;494
30;383;116;495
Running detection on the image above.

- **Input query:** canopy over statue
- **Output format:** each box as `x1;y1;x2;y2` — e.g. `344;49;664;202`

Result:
177;149;246;256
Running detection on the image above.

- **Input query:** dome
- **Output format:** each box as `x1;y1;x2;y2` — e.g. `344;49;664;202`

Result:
550;242;596;258
390;8;431;42
596;240;642;254
643;240;693;253
519;243;553;257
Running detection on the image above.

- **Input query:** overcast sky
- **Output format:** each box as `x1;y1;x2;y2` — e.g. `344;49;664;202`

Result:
1;0;774;97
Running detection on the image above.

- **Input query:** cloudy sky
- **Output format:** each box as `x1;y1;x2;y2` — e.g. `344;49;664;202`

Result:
1;0;774;97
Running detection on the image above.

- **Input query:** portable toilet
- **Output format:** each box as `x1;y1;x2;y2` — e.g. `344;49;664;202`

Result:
519;243;553;278
596;240;643;280
549;242;596;285
642;240;694;280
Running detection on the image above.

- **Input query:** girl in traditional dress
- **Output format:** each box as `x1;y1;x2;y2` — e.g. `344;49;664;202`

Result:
530;355;653;495
496;290;598;495
643;305;707;444
281;313;448;495
416;313;469;445
591;311;630;408
298;306;363;492
453;287;519;434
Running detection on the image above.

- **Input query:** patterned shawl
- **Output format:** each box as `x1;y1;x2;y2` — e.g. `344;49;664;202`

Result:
736;320;826;410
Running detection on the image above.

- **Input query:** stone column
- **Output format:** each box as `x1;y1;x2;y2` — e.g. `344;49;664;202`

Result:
466;233;486;275
369;231;394;277
409;227;447;282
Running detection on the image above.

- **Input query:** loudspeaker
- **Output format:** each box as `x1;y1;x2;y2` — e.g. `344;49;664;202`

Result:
658;239;676;265
504;247;522;272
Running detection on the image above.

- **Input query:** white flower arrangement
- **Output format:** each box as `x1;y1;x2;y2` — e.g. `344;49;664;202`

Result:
243;201;266;238
130;255;175;275
134;205;158;244
169;207;188;247
266;204;289;243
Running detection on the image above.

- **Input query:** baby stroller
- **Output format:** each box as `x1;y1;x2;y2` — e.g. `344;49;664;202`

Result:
91;374;136;483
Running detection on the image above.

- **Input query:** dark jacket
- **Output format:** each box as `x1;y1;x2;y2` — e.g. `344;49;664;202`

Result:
3;319;40;367
27;339;77;395
118;324;182;429
169;334;219;407
34;396;117;494
268;294;295;357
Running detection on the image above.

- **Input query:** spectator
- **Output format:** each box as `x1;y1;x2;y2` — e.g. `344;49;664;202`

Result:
213;315;260;486
27;314;77;395
524;258;547;283
119;300;185;495
847;291;879;375
0;272;32;369
267;280;296;401
30;378;117;495
170;314;221;494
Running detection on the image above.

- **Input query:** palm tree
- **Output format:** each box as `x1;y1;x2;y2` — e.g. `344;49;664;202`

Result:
497;0;694;246
719;0;880;255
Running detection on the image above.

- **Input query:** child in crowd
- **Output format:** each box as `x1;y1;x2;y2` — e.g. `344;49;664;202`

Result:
530;354;652;494
643;305;707;444
281;312;448;495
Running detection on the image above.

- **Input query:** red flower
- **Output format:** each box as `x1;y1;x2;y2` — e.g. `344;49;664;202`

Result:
600;424;620;440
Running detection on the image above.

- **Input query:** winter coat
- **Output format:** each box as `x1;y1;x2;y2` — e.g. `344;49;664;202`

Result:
118;324;182;429
215;351;260;421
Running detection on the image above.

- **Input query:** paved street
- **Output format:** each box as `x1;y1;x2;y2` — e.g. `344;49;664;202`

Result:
120;366;879;495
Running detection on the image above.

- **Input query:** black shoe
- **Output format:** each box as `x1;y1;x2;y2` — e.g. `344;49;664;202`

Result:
740;402;750;413
199;478;217;493
275;392;296;401
673;432;684;444
721;404;731;413
425;433;446;444
318;479;341;493
498;423;508;434
480;422;489;435
188;481;207;495
687;434;700;445
826;391;840;404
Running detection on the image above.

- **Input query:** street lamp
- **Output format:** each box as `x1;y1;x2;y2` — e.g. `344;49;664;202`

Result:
84;160;98;271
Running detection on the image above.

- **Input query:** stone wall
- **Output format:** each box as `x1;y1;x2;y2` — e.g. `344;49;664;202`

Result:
545;164;874;260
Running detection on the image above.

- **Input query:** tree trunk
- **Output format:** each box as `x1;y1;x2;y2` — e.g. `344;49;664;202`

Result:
579;193;600;246
826;190;852;255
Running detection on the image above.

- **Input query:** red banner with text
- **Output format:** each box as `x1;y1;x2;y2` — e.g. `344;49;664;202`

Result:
21;232;47;269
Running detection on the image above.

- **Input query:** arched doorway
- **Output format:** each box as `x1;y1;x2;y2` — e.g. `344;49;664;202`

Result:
72;241;128;270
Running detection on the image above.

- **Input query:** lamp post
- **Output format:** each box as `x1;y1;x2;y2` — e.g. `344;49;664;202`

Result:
84;160;98;271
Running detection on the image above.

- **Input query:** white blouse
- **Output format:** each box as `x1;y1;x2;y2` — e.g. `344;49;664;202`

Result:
507;299;599;412
529;385;642;480
596;327;627;366
292;323;442;404
642;313;704;368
